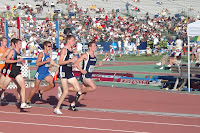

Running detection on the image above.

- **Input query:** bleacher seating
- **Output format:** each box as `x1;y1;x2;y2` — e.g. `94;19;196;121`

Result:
76;0;199;18
0;0;199;19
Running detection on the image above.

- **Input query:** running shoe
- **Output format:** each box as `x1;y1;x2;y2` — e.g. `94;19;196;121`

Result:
20;103;32;109
54;108;62;115
68;105;78;111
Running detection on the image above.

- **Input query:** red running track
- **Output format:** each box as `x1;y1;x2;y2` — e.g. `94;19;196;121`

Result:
0;85;200;133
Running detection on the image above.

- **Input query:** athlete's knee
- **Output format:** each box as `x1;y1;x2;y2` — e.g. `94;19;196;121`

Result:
1;84;6;90
21;84;26;89
53;81;56;88
91;85;96;91
33;87;39;92
62;89;68;95
1;88;6;91
49;82;54;88
2;84;9;90
76;86;81;92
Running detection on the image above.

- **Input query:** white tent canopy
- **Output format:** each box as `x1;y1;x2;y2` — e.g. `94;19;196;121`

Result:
187;20;200;36
186;20;200;92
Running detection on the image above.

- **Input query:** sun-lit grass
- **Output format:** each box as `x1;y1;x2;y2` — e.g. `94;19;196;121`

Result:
96;53;190;62
97;54;165;62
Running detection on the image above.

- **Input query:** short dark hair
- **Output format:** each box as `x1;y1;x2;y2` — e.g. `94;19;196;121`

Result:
0;37;7;42
15;39;21;44
11;38;17;44
88;41;96;48
42;41;51;49
65;35;75;43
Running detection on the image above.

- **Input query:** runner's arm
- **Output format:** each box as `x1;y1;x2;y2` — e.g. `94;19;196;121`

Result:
95;61;103;67
1;48;10;61
74;53;87;74
58;48;76;65
36;52;51;66
5;50;22;63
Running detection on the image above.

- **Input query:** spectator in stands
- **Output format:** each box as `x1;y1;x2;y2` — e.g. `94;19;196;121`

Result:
124;38;129;55
76;40;83;57
102;45;114;61
191;42;198;63
28;33;38;57
175;36;183;51
6;5;10;10
51;2;55;9
125;2;129;13
154;46;162;56
168;47;182;67
118;39;122;57
12;5;17;11
146;46;152;56
153;35;159;48
17;2;21;9
63;25;72;36
136;35;140;56
1;0;197;59
196;45;200;63
21;38;27;56
156;46;176;69
43;1;47;7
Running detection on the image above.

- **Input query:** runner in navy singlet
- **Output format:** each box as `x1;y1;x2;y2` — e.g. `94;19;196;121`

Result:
54;35;82;115
71;42;103;106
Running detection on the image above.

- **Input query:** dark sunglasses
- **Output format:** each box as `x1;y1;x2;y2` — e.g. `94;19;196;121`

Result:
47;46;51;47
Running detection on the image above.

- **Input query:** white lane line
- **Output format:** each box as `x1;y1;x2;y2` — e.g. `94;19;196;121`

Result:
0;111;199;128
0;120;148;133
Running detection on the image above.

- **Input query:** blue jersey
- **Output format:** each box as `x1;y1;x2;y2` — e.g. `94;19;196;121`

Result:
81;52;97;79
37;52;50;74
59;47;74;79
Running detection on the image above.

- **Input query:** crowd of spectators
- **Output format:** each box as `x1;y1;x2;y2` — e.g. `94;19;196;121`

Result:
0;0;198;57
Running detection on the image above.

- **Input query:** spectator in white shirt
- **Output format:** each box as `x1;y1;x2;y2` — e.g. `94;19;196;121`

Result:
21;38;27;56
118;39;122;57
28;33;38;57
175;37;183;51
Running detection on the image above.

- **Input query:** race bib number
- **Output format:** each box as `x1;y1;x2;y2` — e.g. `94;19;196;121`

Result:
16;62;22;67
61;72;65;77
45;63;50;67
7;69;11;75
88;65;95;72
69;53;74;59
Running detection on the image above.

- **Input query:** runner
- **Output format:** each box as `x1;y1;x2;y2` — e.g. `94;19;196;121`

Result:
26;41;59;104
54;35;81;115
71;41;103;107
3;39;31;108
0;37;7;101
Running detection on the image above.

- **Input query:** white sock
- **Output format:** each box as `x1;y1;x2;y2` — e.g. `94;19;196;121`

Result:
71;103;75;106
78;91;82;95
